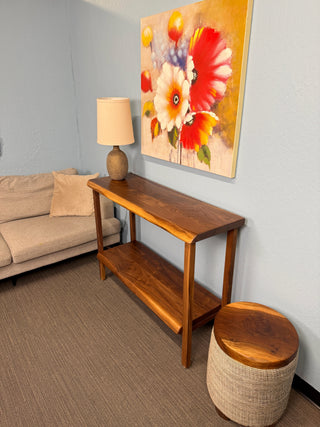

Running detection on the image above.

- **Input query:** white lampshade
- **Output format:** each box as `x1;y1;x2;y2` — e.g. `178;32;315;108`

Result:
97;97;134;146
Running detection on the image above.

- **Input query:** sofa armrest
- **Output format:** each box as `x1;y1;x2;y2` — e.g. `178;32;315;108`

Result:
99;194;115;219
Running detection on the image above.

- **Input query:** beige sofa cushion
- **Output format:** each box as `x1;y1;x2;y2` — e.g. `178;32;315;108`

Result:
50;172;99;217
0;233;11;267
0;215;121;264
0;168;78;224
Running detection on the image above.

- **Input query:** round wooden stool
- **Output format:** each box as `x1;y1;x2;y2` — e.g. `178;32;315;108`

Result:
207;302;299;426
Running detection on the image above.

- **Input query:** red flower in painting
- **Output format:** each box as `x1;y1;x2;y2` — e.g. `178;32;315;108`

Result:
141;70;153;92
150;117;162;140
180;111;218;152
187;27;232;112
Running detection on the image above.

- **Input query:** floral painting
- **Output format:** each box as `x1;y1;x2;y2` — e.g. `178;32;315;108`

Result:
141;0;253;178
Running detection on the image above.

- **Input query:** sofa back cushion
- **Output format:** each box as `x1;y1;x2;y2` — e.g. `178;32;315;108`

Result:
0;168;77;223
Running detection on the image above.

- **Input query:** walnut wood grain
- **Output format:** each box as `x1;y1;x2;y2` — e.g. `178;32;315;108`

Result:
214;302;299;369
182;243;196;368
98;241;221;335
88;174;245;367
222;229;238;306
129;211;136;242
92;190;105;280
88;174;245;244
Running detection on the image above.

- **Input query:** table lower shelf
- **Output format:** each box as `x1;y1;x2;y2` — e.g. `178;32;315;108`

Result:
98;240;221;334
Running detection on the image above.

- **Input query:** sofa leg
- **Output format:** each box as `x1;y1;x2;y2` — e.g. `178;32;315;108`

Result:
12;276;17;286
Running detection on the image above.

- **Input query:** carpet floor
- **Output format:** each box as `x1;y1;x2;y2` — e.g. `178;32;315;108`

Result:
0;253;319;426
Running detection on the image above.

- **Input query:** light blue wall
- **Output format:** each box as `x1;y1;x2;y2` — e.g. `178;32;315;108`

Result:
0;0;80;174
1;0;319;391
69;0;320;390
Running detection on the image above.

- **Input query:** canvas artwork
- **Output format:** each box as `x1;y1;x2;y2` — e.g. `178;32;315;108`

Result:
140;0;253;178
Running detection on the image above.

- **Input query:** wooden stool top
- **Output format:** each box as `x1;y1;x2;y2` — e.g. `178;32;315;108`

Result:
214;302;299;369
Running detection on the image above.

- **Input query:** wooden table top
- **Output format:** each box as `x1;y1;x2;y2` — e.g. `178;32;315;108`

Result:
214;302;299;369
88;173;245;244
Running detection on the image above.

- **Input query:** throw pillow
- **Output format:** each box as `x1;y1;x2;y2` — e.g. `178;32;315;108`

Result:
50;172;99;217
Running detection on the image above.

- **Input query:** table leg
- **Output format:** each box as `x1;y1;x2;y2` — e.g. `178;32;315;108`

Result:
222;229;238;307
182;242;196;368
92;190;105;280
129;212;136;242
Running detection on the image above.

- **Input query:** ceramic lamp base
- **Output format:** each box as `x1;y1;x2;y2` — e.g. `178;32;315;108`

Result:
107;146;128;180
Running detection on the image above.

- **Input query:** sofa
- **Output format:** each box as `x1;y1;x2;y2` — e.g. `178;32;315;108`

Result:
0;168;121;282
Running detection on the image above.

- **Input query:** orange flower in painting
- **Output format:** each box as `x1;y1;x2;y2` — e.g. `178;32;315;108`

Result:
187;27;232;112
154;62;190;132
180;112;218;152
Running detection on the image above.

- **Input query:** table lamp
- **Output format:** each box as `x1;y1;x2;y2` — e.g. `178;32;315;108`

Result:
97;97;134;180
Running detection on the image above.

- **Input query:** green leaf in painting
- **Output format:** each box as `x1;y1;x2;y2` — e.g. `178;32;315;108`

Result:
197;145;211;168
168;126;179;148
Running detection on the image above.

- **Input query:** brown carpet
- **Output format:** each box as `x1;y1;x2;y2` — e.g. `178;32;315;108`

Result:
0;253;319;426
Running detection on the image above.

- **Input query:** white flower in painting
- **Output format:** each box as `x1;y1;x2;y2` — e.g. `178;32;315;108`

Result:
186;55;195;85
154;62;190;132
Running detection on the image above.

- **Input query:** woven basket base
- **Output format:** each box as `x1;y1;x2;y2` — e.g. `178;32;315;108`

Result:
207;327;298;427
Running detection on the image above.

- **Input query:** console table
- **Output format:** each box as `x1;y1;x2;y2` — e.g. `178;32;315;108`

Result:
88;173;245;368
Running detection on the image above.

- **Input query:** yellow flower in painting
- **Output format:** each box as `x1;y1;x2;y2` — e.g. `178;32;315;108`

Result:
142;26;153;47
142;100;155;117
154;62;190;132
168;11;184;44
